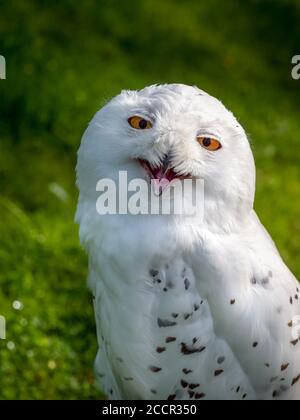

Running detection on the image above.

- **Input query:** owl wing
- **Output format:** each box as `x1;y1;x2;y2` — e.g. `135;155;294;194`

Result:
191;211;300;400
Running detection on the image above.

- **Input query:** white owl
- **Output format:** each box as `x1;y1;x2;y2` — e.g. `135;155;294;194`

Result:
76;84;300;400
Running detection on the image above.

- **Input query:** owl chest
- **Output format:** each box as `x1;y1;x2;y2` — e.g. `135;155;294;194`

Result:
96;257;243;399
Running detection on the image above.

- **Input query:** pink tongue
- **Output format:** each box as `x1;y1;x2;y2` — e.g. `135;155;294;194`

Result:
151;167;179;196
139;160;180;196
151;167;178;182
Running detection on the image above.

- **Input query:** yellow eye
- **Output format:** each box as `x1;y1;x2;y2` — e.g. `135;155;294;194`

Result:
197;136;222;151
128;116;152;130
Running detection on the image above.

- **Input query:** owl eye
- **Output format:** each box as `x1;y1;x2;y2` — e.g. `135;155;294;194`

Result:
197;136;222;151
128;116;152;130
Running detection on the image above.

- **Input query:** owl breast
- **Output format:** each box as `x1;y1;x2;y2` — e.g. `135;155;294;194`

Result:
94;257;256;400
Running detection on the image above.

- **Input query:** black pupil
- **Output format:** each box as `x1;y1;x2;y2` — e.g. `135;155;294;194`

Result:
203;138;211;147
139;119;148;129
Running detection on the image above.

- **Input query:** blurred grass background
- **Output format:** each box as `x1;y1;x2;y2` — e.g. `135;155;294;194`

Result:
0;0;299;399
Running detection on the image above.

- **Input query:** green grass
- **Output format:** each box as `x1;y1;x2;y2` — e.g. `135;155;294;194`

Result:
0;0;300;399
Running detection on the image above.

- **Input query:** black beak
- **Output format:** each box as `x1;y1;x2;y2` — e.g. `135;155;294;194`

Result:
162;155;171;174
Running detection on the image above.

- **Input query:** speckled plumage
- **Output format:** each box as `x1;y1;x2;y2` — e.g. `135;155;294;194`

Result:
76;84;300;400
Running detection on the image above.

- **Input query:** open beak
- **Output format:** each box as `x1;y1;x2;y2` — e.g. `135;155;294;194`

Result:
139;155;187;196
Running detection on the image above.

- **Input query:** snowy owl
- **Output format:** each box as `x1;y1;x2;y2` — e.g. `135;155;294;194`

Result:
76;84;300;400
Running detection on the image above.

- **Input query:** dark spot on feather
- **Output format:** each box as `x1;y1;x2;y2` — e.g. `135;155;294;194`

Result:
167;394;176;400
292;374;300;386
158;318;177;328
214;369;224;376
156;346;166;353
184;278;190;290
252;342;258;348
291;339;299;346
181;379;188;388
166;336;176;343
295;295;299;300
110;389;113;395
242;394;247;399
157;279;162;283
151;389;157;394
194;304;200;311
150;269;159;277
272;390;280;398
195;393;206;399
189;383;200;390
290;297;293;305
183;368;192;375
181;342;206;355
217;356;225;365
230;299;236;305
288;320;293;327
192;337;198;344
251;277;257;285
280;385;289;392
236;386;240;393
281;363;289;371
270;376;278;383
172;313;179;318
124;377;133;381
184;313;191;320
265;363;270;368
163;288;168;292
149;366;162;372
188;391;195;398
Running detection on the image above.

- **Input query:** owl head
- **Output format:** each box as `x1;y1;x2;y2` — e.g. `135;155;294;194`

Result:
76;84;256;228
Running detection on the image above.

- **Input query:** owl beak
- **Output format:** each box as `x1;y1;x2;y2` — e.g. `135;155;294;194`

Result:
139;155;184;196
155;155;172;196
161;155;171;175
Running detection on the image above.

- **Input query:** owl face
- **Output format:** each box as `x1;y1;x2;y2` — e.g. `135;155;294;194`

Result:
77;84;256;214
